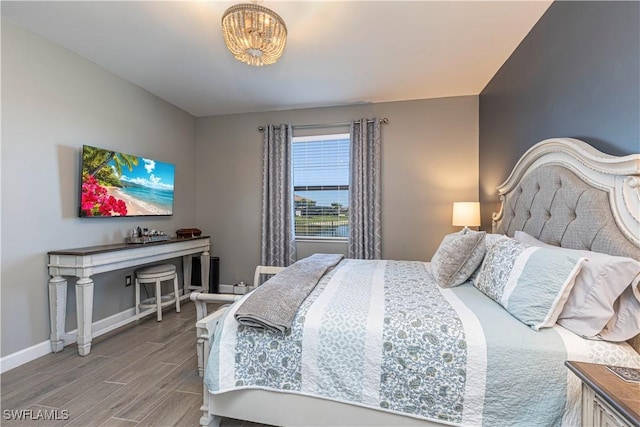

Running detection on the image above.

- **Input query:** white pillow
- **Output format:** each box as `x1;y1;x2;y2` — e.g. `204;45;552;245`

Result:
475;237;585;331
514;231;640;341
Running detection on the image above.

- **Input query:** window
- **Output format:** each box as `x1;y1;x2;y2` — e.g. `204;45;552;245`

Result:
292;133;350;239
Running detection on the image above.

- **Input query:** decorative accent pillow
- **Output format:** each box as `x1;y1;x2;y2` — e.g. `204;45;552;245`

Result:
475;237;586;331
430;230;486;288
514;231;640;341
468;233;509;284
484;232;510;249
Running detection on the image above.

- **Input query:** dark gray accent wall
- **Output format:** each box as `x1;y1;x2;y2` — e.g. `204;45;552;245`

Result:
479;1;640;229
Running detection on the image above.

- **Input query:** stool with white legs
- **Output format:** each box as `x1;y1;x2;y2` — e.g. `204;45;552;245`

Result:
135;264;180;321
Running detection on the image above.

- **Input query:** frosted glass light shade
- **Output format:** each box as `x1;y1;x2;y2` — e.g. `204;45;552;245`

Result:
452;202;481;227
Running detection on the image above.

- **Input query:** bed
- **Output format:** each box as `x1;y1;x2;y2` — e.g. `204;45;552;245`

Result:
193;138;640;427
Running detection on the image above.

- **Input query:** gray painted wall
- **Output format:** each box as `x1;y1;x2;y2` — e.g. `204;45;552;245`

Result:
195;97;479;286
0;21;478;362
479;1;640;228
1;21;197;357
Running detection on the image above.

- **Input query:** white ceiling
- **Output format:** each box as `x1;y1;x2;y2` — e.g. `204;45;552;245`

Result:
2;1;553;117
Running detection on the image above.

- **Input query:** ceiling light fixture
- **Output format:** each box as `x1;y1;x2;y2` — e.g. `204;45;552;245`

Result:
221;2;287;67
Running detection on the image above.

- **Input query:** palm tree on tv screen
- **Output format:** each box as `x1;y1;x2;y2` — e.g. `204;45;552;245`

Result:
83;146;138;185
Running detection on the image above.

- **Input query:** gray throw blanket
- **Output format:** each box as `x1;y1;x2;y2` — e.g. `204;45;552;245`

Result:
234;253;344;333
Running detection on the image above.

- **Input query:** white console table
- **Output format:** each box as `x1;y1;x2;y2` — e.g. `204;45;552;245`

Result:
48;236;210;356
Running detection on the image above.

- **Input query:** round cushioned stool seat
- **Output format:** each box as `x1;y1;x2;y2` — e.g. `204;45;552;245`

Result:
135;263;180;322
136;264;176;279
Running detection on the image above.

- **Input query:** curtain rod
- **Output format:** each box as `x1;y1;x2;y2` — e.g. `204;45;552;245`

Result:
257;117;388;132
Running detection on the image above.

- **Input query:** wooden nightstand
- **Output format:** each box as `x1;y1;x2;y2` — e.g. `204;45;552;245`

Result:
565;361;640;427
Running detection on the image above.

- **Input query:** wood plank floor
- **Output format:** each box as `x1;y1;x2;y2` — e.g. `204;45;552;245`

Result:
1;301;268;427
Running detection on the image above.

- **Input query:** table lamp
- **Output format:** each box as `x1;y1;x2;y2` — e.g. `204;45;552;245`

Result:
452;202;481;230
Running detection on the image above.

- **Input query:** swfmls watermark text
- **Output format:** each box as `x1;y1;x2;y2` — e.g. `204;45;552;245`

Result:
3;409;70;421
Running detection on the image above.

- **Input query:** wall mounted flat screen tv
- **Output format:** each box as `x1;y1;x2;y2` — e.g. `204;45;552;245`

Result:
79;145;175;217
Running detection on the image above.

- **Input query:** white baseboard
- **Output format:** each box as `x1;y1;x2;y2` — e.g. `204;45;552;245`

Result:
0;340;52;374
0;307;138;374
84;307;138;341
218;284;234;294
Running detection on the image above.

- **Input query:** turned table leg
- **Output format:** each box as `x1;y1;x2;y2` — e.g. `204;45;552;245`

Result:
48;276;67;353
75;277;94;356
201;250;210;293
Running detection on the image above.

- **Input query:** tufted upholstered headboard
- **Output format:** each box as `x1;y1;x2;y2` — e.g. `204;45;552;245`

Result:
491;138;640;353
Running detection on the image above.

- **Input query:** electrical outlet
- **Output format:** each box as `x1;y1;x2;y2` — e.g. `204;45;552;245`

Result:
125;275;132;287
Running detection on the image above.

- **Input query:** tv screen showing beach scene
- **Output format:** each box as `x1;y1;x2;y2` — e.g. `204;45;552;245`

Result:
79;145;175;217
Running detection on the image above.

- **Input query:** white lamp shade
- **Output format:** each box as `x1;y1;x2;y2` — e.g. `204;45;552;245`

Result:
452;202;481;227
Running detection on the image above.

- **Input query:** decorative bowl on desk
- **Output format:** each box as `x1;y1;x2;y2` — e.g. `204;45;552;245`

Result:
176;228;202;238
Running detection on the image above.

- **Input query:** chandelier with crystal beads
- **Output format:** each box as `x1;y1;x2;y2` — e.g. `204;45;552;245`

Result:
221;3;287;67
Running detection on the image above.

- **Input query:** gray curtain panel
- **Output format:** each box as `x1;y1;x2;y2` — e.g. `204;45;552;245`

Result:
261;124;297;267
349;118;382;259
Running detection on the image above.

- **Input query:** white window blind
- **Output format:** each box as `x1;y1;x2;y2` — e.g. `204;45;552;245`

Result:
292;133;350;238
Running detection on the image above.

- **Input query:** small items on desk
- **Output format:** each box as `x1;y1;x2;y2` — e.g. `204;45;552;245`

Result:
125;227;169;244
